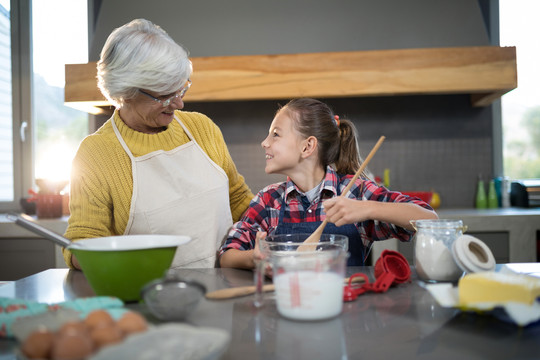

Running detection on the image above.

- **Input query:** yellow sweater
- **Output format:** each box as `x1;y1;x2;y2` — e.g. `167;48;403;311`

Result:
63;110;253;268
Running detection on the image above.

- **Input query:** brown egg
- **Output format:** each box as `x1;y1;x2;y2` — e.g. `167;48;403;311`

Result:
51;332;94;360
84;309;114;330
116;311;148;335
20;328;54;359
90;324;124;349
58;321;89;337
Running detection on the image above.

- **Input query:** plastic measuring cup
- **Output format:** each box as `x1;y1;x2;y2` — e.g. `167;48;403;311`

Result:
343;250;411;302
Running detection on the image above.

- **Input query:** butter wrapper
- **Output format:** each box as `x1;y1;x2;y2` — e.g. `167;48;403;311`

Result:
425;265;540;327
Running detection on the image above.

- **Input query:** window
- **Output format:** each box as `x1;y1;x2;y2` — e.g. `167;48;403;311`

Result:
0;0;12;203
0;0;88;211
32;0;88;183
500;0;540;179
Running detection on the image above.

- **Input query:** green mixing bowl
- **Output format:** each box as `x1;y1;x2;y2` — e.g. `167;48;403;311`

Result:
69;235;191;302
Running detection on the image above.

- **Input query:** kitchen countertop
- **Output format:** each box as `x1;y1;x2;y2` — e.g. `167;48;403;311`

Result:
373;207;540;264
0;214;69;270
1;266;539;359
0;214;69;237
438;207;540;263
437;207;540;217
2;208;539;265
2;208;538;235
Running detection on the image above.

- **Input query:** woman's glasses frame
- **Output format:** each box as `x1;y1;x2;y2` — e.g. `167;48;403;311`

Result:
139;79;192;107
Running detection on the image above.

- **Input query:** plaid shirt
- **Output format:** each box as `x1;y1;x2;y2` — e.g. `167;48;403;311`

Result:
219;166;433;256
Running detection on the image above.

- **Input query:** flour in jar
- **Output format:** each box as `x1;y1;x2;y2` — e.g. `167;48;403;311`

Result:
414;233;462;282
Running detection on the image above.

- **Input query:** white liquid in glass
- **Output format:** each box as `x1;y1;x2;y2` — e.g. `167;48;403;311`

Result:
274;270;343;321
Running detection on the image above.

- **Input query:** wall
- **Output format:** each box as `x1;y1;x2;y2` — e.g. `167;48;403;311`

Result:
89;0;494;208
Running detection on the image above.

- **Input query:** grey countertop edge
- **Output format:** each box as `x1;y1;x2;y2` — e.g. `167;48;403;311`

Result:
437;207;540;217
0;214;69;238
1;208;540;239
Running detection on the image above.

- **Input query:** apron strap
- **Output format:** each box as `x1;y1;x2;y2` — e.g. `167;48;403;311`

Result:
111;115;136;161
175;115;194;141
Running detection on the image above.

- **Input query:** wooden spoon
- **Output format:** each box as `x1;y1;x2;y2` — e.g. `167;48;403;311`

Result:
299;135;386;249
205;275;365;300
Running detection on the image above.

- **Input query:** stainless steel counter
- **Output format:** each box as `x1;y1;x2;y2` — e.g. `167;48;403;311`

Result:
0;214;69;277
0;214;69;237
372;208;540;264
1;267;539;360
437;208;540;262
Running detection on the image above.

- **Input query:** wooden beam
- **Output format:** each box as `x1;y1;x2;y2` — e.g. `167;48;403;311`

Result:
64;62;110;114
470;90;513;107
65;46;517;113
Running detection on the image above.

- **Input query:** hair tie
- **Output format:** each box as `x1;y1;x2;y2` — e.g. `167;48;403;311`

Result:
334;115;340;127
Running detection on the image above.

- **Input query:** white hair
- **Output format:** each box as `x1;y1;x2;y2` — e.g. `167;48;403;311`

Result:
97;18;192;108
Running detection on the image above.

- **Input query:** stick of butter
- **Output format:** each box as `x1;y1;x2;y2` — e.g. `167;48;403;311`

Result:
458;271;540;306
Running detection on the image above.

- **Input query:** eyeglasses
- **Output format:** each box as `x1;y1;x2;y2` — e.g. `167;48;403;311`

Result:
139;79;192;107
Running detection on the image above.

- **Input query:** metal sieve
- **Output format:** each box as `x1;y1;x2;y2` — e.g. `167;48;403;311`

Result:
141;270;206;321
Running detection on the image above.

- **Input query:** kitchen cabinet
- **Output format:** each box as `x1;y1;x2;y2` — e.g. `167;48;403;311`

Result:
0;238;57;280
396;231;510;265
65;46;516;115
0;214;68;281
371;208;540;265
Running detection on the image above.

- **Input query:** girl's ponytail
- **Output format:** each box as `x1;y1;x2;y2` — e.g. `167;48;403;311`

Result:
334;119;359;175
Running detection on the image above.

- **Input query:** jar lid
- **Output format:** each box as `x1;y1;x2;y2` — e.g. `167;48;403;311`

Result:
411;219;464;230
451;235;496;274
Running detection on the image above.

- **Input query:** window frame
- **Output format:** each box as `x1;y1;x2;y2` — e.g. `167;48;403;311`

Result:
0;0;33;211
490;0;503;178
2;0;91;212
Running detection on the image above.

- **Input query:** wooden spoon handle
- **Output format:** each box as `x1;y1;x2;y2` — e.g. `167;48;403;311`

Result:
205;276;365;300
205;284;275;300
297;219;328;250
301;135;385;246
341;135;386;197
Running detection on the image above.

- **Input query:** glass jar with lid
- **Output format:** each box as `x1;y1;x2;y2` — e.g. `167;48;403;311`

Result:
412;219;466;282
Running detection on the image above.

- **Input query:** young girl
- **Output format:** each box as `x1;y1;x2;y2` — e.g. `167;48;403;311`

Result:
219;98;437;268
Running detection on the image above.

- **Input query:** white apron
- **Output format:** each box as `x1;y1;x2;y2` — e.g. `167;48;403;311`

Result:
112;115;233;268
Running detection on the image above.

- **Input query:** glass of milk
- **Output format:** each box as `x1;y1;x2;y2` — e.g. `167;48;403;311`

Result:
263;234;348;321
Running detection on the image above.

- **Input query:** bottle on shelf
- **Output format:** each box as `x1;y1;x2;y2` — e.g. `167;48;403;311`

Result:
501;176;511;208
487;179;498;208
475;175;487;209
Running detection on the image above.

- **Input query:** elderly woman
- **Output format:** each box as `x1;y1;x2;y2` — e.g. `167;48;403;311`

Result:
63;19;253;269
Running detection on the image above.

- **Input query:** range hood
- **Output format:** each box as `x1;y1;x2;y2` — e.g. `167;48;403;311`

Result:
65;46;517;115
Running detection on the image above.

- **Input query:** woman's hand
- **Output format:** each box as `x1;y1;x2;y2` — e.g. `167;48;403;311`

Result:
71;254;82;270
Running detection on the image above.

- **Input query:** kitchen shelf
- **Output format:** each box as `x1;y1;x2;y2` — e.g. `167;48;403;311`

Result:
65;46;517;115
